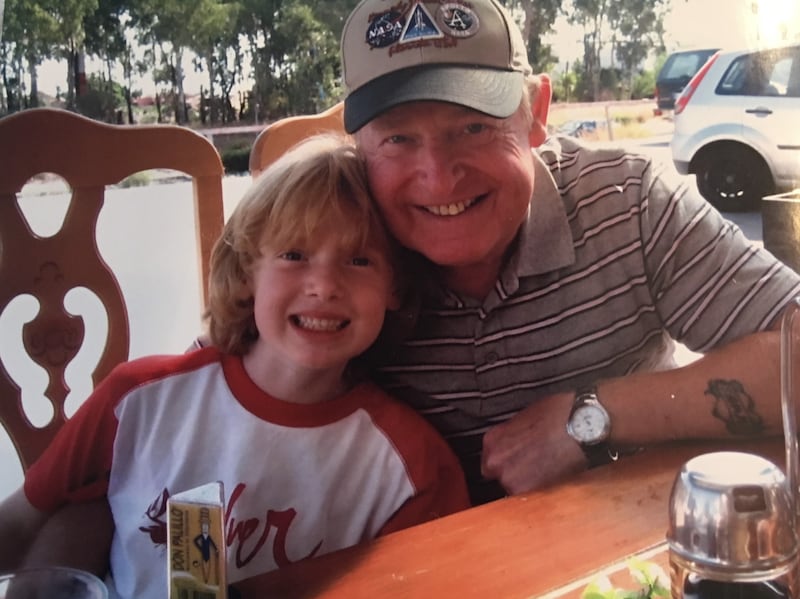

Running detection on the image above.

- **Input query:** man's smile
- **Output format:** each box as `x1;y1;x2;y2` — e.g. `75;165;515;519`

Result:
421;194;486;217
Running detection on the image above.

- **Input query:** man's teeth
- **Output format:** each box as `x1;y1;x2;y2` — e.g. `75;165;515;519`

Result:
424;197;477;216
295;316;347;331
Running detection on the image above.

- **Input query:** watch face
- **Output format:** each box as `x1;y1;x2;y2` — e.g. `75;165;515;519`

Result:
569;404;608;443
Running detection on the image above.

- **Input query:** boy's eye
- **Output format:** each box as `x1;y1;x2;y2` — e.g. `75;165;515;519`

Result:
351;256;371;267
279;250;304;261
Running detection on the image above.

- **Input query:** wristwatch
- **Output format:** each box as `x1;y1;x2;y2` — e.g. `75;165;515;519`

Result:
566;385;615;468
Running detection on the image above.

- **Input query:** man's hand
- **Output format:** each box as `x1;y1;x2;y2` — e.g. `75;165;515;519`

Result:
480;392;588;495
480;328;786;497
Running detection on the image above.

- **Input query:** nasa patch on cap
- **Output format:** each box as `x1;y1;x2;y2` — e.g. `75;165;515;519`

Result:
341;0;532;133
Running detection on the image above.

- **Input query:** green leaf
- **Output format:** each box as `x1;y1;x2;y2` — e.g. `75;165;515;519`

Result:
580;560;670;599
581;576;616;599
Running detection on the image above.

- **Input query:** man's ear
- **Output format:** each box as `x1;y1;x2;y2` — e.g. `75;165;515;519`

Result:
528;73;552;147
386;285;402;311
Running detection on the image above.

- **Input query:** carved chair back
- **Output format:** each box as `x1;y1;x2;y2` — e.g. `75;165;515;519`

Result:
0;108;224;470
249;102;345;177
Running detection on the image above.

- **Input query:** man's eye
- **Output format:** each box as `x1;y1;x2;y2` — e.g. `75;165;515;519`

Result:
464;122;497;139
458;122;497;147
376;134;411;158
279;250;304;261
465;123;487;134
351;256;371;267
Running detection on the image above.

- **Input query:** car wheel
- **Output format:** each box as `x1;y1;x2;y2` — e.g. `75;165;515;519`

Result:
693;146;773;212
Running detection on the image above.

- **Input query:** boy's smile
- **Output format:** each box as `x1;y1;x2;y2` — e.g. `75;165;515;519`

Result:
242;227;395;397
291;314;350;332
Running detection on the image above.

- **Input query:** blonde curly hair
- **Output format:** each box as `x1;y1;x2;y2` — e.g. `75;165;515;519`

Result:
205;133;400;355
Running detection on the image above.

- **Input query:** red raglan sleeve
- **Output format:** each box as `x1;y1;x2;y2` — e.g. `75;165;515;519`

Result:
371;395;471;536
23;365;126;512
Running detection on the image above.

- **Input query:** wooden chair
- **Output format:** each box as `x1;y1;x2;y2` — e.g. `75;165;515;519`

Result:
249;102;345;177
0;108;225;471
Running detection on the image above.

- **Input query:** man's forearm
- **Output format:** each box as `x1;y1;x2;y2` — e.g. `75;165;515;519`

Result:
601;330;783;448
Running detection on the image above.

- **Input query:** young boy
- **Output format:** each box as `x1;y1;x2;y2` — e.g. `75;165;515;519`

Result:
0;135;469;597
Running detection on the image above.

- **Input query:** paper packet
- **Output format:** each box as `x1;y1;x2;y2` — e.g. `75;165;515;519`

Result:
167;481;227;599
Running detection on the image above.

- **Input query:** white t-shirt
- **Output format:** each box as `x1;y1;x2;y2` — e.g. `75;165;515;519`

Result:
26;347;468;598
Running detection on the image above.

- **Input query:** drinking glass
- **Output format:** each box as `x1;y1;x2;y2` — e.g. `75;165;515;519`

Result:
0;566;108;599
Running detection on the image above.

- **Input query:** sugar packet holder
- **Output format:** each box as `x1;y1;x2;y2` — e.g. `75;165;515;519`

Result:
167;481;228;599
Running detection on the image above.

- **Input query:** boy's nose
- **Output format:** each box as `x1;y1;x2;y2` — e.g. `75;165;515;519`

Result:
305;266;344;300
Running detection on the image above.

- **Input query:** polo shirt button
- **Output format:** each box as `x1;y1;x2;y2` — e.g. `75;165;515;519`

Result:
485;352;499;364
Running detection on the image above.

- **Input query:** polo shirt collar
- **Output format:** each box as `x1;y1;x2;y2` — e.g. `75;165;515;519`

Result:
511;141;575;278
424;138;576;308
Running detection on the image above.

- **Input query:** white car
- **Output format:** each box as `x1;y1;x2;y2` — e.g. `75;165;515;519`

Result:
671;43;800;211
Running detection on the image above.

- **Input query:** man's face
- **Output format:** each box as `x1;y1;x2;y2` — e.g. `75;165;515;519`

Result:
356;101;537;272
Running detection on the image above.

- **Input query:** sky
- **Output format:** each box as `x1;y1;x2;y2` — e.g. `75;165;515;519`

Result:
32;0;800;98
545;0;800;73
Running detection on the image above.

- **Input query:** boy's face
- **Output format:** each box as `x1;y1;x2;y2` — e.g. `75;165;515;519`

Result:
244;226;395;377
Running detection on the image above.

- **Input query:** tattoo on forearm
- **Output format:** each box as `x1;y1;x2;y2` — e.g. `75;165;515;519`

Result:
705;379;764;436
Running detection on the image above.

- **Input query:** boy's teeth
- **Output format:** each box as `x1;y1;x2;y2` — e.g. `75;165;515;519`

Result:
296;316;346;331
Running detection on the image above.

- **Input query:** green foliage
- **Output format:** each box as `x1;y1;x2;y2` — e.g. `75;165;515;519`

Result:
75;72;125;121
119;171;152;187
221;144;251;174
631;69;656;100
305;0;359;41
0;0;662;122
581;559;670;599
503;0;563;73
552;69;579;102
567;0;669;101
1;0;98;110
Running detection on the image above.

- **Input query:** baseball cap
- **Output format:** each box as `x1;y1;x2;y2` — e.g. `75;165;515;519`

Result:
341;0;532;133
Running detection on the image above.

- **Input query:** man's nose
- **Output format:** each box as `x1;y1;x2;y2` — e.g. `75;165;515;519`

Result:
414;138;464;194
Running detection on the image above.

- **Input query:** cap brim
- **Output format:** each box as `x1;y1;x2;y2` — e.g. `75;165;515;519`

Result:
343;65;524;133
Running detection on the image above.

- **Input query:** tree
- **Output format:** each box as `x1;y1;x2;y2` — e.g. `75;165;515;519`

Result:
238;0;340;122
609;0;668;98
567;0;668;101
82;0;136;121
75;71;126;121
51;0;100;107
130;0;217;123
1;0;62;110
567;0;607;100
505;0;562;74
270;1;340;115
235;0;281;122
306;0;359;42
187;0;240;124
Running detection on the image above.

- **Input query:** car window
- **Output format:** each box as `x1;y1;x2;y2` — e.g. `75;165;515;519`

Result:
787;49;800;97
659;50;717;83
662;54;704;80
717;47;800;97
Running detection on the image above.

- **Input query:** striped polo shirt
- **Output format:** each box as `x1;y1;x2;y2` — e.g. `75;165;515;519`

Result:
373;135;800;504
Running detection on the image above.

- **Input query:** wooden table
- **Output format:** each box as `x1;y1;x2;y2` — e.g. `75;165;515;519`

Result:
237;438;785;598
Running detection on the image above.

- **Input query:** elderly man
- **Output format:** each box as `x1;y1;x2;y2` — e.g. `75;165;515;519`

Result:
341;0;800;504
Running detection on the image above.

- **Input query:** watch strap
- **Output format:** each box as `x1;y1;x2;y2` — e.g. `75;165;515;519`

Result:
581;441;618;469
